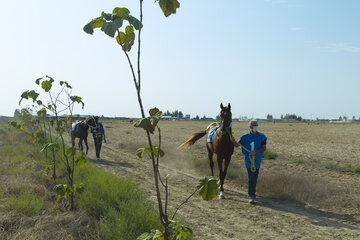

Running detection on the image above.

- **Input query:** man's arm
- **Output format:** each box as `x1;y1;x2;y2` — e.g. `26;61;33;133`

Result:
250;140;267;156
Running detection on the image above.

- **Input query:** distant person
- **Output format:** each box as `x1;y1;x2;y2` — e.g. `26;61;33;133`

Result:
90;116;107;160
239;120;267;204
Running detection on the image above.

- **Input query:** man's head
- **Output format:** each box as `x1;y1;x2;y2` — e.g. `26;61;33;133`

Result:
249;119;258;134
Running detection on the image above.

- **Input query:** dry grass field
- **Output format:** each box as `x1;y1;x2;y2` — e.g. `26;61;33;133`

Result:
96;119;360;239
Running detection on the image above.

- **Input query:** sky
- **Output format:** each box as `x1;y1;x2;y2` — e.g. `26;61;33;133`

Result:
0;0;359;120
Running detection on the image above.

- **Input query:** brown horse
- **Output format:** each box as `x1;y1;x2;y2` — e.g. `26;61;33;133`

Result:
178;103;235;199
71;116;99;154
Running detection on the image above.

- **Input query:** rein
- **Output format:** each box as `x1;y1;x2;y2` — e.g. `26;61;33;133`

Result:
239;143;256;173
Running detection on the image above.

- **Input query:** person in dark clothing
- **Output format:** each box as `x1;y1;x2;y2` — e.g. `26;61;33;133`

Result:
91;118;106;160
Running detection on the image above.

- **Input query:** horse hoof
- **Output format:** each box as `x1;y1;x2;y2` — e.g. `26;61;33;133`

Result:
219;191;225;199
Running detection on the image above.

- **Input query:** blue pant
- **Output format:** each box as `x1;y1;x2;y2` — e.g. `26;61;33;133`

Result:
247;168;259;198
94;137;102;158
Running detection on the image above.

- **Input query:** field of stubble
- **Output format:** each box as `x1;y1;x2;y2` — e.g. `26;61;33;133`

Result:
96;120;360;239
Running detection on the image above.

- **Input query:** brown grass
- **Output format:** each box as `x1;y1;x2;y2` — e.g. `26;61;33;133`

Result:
102;120;360;216
0;129;93;240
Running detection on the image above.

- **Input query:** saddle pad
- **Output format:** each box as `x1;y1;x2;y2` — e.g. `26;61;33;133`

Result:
207;125;221;143
72;122;80;132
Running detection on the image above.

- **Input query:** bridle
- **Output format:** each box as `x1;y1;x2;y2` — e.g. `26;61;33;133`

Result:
83;116;98;128
219;109;232;136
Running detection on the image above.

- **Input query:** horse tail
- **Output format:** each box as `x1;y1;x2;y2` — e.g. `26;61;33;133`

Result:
177;130;207;149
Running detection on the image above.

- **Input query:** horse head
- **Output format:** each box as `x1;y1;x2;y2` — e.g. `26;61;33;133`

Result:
219;103;232;134
85;116;99;128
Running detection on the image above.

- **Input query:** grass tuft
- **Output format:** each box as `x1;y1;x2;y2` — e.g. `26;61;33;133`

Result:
76;165;162;240
263;150;277;159
347;165;360;173
6;189;45;216
294;158;305;164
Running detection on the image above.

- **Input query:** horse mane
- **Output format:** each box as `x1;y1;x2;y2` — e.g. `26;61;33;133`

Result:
177;130;207;149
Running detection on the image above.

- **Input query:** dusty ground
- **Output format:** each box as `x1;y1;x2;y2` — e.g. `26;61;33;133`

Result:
89;120;359;239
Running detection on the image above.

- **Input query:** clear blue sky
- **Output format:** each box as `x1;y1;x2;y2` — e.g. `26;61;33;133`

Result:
1;0;359;120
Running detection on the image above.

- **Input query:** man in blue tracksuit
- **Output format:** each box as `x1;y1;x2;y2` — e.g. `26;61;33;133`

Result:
239;120;267;203
91;117;106;160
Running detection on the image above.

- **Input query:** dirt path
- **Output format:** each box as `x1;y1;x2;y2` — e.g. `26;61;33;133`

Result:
91;144;360;240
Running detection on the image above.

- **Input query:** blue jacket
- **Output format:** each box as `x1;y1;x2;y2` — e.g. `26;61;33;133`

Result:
240;132;267;169
91;122;104;139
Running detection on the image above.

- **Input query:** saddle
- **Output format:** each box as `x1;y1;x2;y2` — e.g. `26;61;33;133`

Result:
207;125;221;143
71;122;82;132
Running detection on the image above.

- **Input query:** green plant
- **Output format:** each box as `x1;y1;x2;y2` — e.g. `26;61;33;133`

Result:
324;161;339;170
84;1;218;239
77;165;162;240
6;189;45;216
125;130;132;134
294;158;305;164
347;165;360;173
17;77;86;210
263;150;277;159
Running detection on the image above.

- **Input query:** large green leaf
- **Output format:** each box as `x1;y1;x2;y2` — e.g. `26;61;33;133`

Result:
19;90;39;105
171;224;193;240
41;79;54;92
133;117;152;132
70;95;85;109
112;7;130;18
83;23;94;34
116;25;135;51
75;154;87;168
159;0;180;17
149;107;163;117
136;146;164;159
128;15;143;30
136;229;164;240
197;177;219;201
101;18;123;38
84;16;106;34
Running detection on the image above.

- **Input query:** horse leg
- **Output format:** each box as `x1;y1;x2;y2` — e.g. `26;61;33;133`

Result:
79;138;83;152
217;155;225;199
206;143;214;176
84;137;88;155
222;156;232;192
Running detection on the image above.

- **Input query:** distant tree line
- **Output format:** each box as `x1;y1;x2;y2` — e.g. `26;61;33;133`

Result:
163;110;184;119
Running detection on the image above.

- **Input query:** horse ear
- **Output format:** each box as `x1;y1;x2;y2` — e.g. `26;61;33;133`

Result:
220;103;224;109
228;103;231;110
